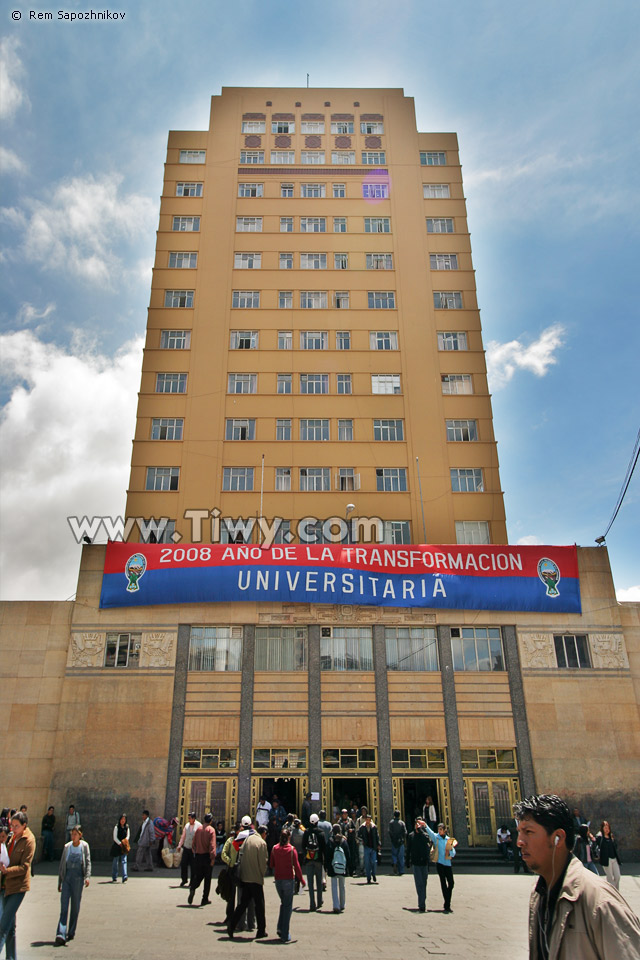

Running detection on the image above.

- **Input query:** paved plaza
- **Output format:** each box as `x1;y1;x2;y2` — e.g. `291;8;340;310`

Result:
13;859;640;959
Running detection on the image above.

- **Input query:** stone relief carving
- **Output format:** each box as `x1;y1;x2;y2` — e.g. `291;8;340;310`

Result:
68;632;104;668
141;632;176;668
257;603;436;625
519;633;556;669
590;634;629;669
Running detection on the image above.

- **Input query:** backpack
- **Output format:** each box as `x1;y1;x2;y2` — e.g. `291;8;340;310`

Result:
332;841;347;876
305;829;320;861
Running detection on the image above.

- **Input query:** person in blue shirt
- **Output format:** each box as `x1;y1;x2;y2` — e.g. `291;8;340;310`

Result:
424;821;457;913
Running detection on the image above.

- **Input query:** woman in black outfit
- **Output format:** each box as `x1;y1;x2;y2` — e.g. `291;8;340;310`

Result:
596;820;621;890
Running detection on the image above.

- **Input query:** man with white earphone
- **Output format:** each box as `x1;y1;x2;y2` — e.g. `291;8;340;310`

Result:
514;794;640;959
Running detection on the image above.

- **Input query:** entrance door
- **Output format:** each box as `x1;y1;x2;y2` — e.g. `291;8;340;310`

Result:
259;777;299;817
178;777;237;830
321;777;379;826
399;778;440;825
466;779;516;845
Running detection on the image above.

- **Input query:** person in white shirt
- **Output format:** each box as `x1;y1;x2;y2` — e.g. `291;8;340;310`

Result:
497;825;512;860
177;812;201;887
255;796;272;829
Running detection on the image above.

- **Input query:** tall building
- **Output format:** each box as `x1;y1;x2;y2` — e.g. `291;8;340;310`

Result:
2;89;638;858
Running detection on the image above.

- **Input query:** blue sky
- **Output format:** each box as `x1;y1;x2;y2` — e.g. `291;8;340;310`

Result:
1;0;638;601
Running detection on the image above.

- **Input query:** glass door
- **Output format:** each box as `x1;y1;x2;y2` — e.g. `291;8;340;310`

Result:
466;779;516;845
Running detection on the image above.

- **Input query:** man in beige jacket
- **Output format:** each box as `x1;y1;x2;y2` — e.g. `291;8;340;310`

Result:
515;794;640;960
227;819;268;940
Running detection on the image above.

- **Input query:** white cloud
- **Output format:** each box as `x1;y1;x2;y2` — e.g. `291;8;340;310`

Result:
516;535;544;546
0;328;143;601
1;173;156;286
0;37;29;121
486;324;566;390
616;585;640;602
0;146;25;174
17;301;56;326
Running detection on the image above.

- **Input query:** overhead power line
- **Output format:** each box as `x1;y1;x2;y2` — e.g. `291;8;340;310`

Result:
598;427;640;542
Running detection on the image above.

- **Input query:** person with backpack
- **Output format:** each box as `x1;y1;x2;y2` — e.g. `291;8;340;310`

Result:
406;817;431;912
388;809;407;876
325;823;351;913
302;814;326;910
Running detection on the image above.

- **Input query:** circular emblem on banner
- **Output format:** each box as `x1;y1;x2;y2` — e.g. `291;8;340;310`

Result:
537;557;561;597
125;553;147;593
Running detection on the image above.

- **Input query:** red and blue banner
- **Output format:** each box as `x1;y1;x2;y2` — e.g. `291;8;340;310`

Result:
99;542;581;613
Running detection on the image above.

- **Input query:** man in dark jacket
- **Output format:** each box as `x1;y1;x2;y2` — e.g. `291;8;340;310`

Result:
406;818;431;912
357;814;380;884
388;809;407;876
301;793;312;828
302;814;326;910
338;809;357;876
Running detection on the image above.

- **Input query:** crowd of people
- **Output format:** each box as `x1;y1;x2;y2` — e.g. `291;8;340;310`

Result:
0;795;638;957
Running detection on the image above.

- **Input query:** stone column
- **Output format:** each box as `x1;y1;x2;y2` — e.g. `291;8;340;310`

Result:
308;625;322;798
164;623;191;815
237;625;255;817
373;624;393;844
437;624;467;846
502;624;536;797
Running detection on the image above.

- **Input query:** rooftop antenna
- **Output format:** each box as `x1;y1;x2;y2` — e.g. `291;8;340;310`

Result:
307;74;309;88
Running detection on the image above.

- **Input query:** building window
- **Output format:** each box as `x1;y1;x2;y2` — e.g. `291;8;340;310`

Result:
280;252;293;270
301;183;326;198
276;419;291;441
334;252;348;270
451;627;504;671
376;468;407;492
392;748;446;771
229;330;258;349
455;520;490;544
242;120;265;133
236;216;262;232
182;747;238;770
333;183;346;198
373;419;404;441
240;150;265;164
272;120;295;134
430;253;458;271
300;331;328;350
225;418;256;441
277;374;292;394
280;217;294;232
188;626;243;671
460;748;516;771
361;121;384;134
279;291;293;309
337;374;352;395
238;182;263;198
255;626;308;670
275;467;291;491
364;217;390;233
173;216;200;232
156;373;187;393
145;466;179;491
300;467;330;491
179;150;206;163
164;289;194;308
332;291;348;310
554;634;591;669
368;291;396;309
338;467;357;491
320;627;373;671
420;151;446;166
366;252;393;270
362;151;386;165
176;181;203;197
442;374;472;395
331;121;354;134
105;632;141;668
300;418;329;441
322;747;377;770
385;627;438;671
278;330;292;350
302;520;329;543
331;151;356;164
271;150;295;164
371;374;401;394
300;373;329;394
369;331;398;350
438;331;468;351
300;291;328;309
301;121;325;134
228;373;257;394
333;217;347;233
424;183;450;198
338;420;353;443
427;217;454;234
141;521;174;545
151;417;184;440
253;747;308;770
434;291;463;309
234;252;261;269
382;520;411;544
446;419;477;442
301;151;325;164
160;330;191;349
301;217;326;233
362;183;389;200
169;252;197;269
232;290;260;308
300;252;327;269
336;331;351;350
223;467;254;491
451;468;484;492
281;183;294;198
272;520;291;544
